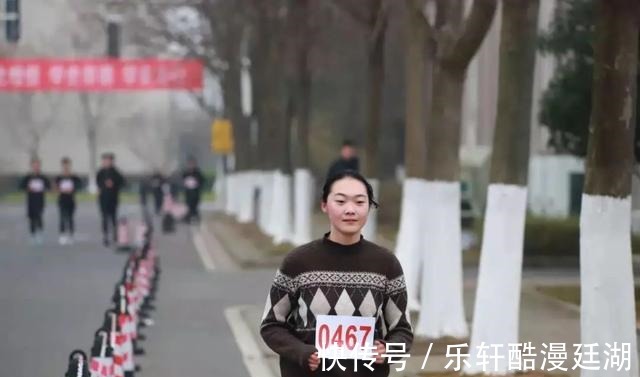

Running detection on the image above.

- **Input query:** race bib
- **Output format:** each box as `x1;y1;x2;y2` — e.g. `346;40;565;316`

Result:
315;315;375;359
28;179;44;192
59;179;74;193
184;176;198;189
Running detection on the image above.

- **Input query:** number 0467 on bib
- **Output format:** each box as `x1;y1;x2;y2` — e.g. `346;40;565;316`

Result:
315;315;376;359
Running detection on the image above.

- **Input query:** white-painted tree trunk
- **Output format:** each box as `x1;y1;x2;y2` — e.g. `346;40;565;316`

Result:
258;170;276;236
213;157;226;211
464;184;528;374
394;178;427;310
270;171;293;245
416;180;468;338
362;178;380;242
224;173;237;216
237;171;257;223
292;168;314;246
232;173;244;218
580;194;638;377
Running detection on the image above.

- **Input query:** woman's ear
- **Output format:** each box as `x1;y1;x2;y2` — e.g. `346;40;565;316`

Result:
320;201;327;213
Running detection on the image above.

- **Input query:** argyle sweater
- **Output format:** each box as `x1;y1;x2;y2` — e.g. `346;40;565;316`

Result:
260;233;413;377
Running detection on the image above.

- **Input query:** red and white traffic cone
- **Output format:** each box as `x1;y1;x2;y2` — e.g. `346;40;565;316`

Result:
116;218;133;252
134;221;147;248
161;193;176;234
116;286;137;376
65;349;91;377
90;330;114;377
104;311;126;377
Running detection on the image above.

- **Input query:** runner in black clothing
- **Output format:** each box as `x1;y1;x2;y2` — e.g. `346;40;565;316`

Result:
19;158;51;244
55;157;82;245
96;153;125;246
149;171;165;215
182;158;205;224
326;140;360;180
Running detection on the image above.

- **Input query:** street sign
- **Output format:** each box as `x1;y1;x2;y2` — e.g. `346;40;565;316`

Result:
211;118;234;154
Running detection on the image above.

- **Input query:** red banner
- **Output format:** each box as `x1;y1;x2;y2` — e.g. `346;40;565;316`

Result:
0;59;203;91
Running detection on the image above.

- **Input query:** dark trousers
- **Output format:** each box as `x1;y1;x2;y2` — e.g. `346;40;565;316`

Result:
28;206;44;235
100;199;118;241
153;190;163;214
185;193;200;223
59;201;76;235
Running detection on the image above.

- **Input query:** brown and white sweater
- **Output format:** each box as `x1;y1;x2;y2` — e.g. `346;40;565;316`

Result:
260;233;413;377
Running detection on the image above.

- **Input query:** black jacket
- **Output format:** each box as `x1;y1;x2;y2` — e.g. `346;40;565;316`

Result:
326;157;359;180
55;174;82;205
182;169;204;196
96;167;125;202
20;174;51;208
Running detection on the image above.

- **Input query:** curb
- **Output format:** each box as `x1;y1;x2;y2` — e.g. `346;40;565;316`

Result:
193;221;237;270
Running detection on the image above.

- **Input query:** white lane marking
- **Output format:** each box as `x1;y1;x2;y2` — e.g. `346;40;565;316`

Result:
192;226;215;271
224;306;275;377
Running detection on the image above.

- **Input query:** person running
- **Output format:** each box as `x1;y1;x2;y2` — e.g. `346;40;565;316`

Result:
326;139;360;180
182;157;204;224
20;157;51;244
96;153;125;247
260;170;413;376
54;157;82;245
149;170;165;215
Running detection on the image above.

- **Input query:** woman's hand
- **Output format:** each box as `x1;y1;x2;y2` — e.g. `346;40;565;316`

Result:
308;351;320;371
374;340;386;364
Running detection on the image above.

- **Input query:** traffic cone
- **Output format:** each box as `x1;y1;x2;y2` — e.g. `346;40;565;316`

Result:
105;308;135;377
161;193;176;234
90;330;114;377
133;221;147;248
116;218;133;252
65;350;91;377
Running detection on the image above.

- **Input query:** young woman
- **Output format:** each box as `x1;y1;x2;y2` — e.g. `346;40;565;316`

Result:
260;170;413;376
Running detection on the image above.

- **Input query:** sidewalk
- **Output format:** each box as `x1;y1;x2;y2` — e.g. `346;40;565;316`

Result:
205;211;397;269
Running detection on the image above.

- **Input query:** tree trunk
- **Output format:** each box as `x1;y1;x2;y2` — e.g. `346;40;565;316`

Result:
424;66;465;181
466;1;540;373
221;51;251;172
580;2;639;377
296;62;312;169
363;24;385;178
254;25;288;172
416;0;497;340
292;0;312;170
584;0;637;197
403;0;427;178
79;93;99;194
395;0;430;307
86;123;98;194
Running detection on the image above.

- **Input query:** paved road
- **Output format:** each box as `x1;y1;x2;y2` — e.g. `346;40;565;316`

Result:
0;202;274;377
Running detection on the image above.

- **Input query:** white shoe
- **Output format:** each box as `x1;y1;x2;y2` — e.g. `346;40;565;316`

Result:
35;233;44;245
59;235;67;245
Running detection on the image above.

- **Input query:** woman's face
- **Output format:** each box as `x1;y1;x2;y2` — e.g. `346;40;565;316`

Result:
321;177;370;236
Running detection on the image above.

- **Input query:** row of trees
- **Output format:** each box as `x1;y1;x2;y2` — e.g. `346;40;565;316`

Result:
136;1;638;376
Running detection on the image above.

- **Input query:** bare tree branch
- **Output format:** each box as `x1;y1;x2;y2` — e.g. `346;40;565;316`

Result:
440;0;497;69
187;90;216;117
328;0;371;26
369;0;390;46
